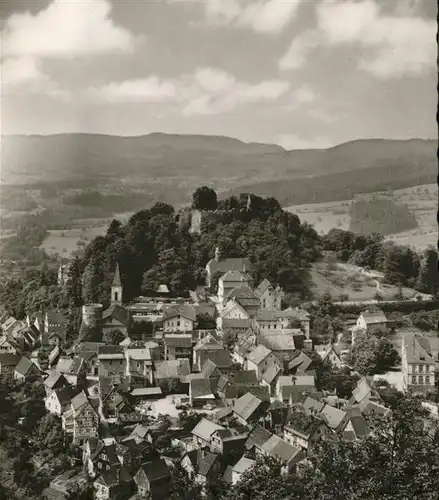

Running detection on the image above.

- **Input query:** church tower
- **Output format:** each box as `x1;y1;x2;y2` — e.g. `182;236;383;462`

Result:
111;263;123;306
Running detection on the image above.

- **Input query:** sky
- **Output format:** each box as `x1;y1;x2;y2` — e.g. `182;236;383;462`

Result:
0;0;437;149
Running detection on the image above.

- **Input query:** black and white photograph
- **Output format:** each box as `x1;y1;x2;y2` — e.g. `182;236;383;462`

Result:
0;0;438;499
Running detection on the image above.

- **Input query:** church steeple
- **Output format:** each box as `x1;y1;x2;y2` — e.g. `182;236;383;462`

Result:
111;262;123;305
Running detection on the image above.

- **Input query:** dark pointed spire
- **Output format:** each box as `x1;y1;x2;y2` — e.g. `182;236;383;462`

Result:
112;262;121;286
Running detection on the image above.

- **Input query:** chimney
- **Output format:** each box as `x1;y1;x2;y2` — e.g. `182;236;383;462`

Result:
215;247;221;262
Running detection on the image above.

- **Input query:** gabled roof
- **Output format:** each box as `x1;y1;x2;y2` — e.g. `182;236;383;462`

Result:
360;309;387;324
233;392;265;422
278;375;315;388
247;344;272;365
163;334;193;348
255;310;278;322
320;404;346;430
184;449;219;477
77;342;105;353
261;364;281;385
303;397;325;415
203;349;233;369
245;424;272;450
348;414;369;437
98;345;125;358
351;378;372;404
199;359;222;379
261;434;302;463
163;304;196;322
156;284;170;294
131;387;162;397
255;278;273;296
224;370;259;387
154;359;190;380
206;257;255;276
288;352;313;372
214;406;234;422
232;456;256;475
222;318;252;330
102;305;129;326
194;334;223;351
219;270;249;283
71;390;93;411
51;386;77;406
15;357;39;376
55;356;85;375
44;371;67;390
403;333;435;364
0;353;20;366
190;377;215;399
191;418;224;441
225;287;261;309
275;307;309;320
234;336;255;358
259;331;296;352
126;348;152;361
135;459;170;485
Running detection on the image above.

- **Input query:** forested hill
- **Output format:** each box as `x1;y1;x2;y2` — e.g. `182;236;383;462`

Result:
75;190;322;307
349;197;419;236
2;134;435;207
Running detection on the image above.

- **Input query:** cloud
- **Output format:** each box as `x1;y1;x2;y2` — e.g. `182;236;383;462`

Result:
3;0;138;59
277;133;331;150
182;0;302;34
238;0;302;34
1;56;72;99
89;66;290;115
182;67;290;115
280;0;436;78
279;30;324;70
93;77;178;103
289;85;316;106
1;57;46;89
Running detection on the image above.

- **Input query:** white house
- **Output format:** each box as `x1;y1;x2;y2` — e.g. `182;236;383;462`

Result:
356;309;388;334
163;305;196;333
246;345;281;379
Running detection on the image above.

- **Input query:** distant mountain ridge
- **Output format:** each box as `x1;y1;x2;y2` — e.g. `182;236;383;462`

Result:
1;133;436;207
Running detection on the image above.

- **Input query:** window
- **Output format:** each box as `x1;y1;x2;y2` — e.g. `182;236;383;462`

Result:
419;376;424;385
411;376;417;384
419;364;424;373
426;376;430;384
114;291;118;302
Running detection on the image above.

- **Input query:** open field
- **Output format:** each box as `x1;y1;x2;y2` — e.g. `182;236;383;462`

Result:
286;183;437;250
311;259;420;301
40;211;135;257
41;226;107;257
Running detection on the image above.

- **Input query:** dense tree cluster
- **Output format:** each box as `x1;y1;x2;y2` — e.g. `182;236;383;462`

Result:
348;334;400;375
349;197;418;236
323;228;436;291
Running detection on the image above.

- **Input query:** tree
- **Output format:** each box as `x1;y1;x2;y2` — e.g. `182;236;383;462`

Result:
416;248;438;296
192;187;218;211
223;455;302;500
349;335;399;375
375;337;400;372
103;328;125;345
168;464;203;500
195;313;216;330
